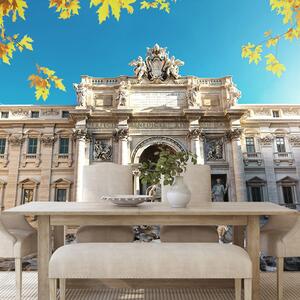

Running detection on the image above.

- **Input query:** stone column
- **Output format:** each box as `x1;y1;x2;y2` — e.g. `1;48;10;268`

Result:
0;182;6;211
188;128;205;165
74;128;91;202
114;127;129;165
39;132;56;202
259;135;278;203
5;134;24;208
288;136;300;202
132;167;141;195
227;129;247;202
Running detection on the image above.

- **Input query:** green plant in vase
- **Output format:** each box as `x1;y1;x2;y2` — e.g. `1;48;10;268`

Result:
139;149;197;208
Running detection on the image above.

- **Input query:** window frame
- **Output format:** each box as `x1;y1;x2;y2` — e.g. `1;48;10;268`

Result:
59;137;69;154
62;111;70;118
272;110;280;118
276;136;286;153
1;112;9;119
31;111;40;118
245;137;255;153
0;138;6;155
27;137;38;154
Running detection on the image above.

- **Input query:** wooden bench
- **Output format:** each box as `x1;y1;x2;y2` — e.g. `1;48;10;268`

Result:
49;243;252;300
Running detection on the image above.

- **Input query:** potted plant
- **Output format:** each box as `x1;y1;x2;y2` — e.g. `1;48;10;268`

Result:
139;149;197;208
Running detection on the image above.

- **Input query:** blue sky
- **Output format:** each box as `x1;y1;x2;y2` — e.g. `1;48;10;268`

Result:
0;0;299;106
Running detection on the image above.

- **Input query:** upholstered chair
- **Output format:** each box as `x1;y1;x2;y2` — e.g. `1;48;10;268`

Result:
76;163;135;243
260;213;300;300
0;214;37;300
160;164;219;242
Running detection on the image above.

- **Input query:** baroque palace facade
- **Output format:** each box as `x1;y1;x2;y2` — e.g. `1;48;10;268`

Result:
1;44;300;209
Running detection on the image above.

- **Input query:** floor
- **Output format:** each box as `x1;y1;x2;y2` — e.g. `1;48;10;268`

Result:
1;271;300;299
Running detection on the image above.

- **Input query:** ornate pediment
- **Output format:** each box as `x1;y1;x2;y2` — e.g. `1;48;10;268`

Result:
129;44;184;83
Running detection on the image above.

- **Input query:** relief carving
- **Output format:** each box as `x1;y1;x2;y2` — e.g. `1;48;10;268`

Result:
186;85;200;108
40;135;57;146
42;109;60;116
289;135;300;147
259;135;274;146
8;135;24;146
11;109;29;118
93;139;113;161
205;137;224;161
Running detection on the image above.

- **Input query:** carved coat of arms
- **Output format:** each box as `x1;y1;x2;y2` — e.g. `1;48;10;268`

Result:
129;44;184;82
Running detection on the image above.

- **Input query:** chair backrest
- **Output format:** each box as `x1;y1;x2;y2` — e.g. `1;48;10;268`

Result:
0;213;34;231
80;163;133;202
161;164;212;206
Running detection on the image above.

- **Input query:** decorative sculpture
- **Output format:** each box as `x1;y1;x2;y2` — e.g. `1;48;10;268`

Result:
206;138;224;160
115;81;130;107
129;43;184;82
93;140;112;161
186;86;200;107
73;83;87;107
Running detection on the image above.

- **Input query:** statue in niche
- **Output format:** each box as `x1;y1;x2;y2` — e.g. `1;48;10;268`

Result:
73;84;87;107
206;138;224;160
93;140;112;161
115;81;130;107
212;178;228;202
129;56;148;81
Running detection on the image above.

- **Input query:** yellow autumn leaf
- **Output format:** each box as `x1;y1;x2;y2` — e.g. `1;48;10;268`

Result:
241;42;255;58
265;53;286;77
18;35;33;51
28;65;66;100
266;37;279;48
249;45;262;64
264;30;272;37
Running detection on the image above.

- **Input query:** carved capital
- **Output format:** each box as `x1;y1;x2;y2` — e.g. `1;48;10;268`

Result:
289;135;300;147
8;135;24;146
225;128;243;142
187;128;205;140
73;129;92;142
113;127;129;141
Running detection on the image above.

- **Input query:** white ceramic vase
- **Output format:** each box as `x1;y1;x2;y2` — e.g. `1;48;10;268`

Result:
167;175;191;208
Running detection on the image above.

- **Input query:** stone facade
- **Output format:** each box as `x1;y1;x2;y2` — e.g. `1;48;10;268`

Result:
1;45;300;209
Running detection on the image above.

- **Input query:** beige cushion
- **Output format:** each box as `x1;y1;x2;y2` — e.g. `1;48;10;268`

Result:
160;226;218;243
49;243;252;279
161;165;218;242
76;163;134;243
76;226;134;243
261;215;300;257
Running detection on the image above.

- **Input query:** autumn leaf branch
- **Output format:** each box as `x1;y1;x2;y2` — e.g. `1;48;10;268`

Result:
242;0;300;77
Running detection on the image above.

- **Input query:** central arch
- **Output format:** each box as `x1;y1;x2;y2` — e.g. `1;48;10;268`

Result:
131;136;186;164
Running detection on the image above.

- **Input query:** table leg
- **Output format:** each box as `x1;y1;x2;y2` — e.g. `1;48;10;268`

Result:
247;216;260;300
38;216;51;300
233;226;244;248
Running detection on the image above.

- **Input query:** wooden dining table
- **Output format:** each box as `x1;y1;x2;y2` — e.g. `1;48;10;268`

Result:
4;201;296;300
